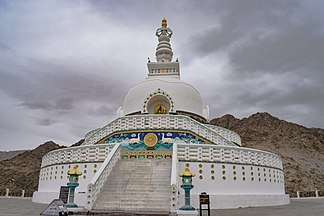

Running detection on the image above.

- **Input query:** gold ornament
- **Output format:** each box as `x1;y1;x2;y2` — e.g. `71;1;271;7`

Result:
144;133;158;147
154;104;167;114
162;18;167;28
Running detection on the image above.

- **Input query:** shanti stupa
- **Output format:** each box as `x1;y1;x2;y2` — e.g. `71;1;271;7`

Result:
33;19;289;213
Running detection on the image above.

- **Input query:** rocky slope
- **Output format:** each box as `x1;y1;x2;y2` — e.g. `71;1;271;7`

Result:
0;150;25;161
0;141;63;196
211;112;324;195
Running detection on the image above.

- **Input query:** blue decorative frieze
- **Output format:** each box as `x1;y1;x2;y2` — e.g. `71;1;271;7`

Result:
121;142;173;151
102;131;205;145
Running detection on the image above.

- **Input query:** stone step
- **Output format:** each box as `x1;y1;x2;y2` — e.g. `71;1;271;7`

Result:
106;178;170;181
100;198;170;203
100;191;170;195
93;159;172;211
100;195;170;200
103;181;171;186
110;170;171;173
101;190;170;194
101;188;171;193
105;182;171;189
109;172;171;176
93;207;170;212
94;201;170;207
98;198;170;203
95;201;170;208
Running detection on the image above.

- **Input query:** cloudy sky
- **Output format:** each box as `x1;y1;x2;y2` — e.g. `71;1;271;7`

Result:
1;0;324;151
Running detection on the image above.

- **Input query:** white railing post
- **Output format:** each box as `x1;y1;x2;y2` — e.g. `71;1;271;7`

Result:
297;191;300;199
5;188;9;197
21;190;25;197
170;141;180;213
86;142;122;210
315;190;319;197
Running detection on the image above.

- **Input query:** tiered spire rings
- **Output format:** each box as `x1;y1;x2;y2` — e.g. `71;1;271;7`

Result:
155;18;174;62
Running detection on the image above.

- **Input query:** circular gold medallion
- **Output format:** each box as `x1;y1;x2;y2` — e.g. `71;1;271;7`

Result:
144;133;158;147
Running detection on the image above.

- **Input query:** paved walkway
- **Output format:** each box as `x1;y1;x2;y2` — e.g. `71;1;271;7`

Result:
0;197;323;216
0;197;47;216
210;198;324;216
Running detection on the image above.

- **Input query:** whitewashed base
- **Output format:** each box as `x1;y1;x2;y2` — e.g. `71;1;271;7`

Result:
177;210;198;216
34;191;290;210
178;194;290;209
66;207;85;212
32;191;58;204
32;191;87;207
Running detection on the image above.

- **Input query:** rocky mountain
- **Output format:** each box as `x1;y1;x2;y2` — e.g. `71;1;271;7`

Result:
211;112;324;195
0;141;63;196
0;150;26;161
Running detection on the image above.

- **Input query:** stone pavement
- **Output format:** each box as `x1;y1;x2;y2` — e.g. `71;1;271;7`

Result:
209;198;324;216
0;197;323;216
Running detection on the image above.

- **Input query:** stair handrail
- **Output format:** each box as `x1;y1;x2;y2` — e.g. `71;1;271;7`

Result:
86;142;122;210
170;141;181;213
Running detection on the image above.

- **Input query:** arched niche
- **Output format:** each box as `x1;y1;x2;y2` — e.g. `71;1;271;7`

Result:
143;89;174;114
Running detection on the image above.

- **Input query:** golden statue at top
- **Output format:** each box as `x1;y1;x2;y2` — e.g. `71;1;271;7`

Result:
156;18;173;38
162;18;167;28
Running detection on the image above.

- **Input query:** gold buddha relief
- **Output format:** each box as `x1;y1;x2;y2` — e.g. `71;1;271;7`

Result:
154;104;167;114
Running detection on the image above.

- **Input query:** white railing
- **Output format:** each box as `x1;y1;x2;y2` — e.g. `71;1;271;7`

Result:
205;124;241;145
83;114;237;147
86;143;121;210
41;144;115;168
177;143;283;170
170;141;180;213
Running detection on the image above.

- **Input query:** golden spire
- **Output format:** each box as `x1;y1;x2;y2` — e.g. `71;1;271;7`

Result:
67;165;82;175
179;164;196;177
162;18;167;28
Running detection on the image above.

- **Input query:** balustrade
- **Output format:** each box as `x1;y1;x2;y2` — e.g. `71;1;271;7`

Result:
83;115;237;147
177;143;283;170
41;144;115;168
86;143;121;210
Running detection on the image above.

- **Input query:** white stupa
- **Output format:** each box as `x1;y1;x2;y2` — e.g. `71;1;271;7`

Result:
33;19;289;213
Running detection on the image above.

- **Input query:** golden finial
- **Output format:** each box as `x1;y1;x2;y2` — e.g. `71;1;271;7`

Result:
162;18;167;28
179;164;196;177
67;165;82;175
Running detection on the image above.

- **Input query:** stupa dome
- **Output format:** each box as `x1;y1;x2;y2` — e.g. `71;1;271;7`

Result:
122;76;206;119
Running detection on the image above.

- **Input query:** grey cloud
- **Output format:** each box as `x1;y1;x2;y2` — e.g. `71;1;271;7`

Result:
178;0;324;130
87;105;117;117
35;118;57;126
55;97;74;111
0;58;126;113
180;0;324;76
264;84;323;107
20;100;52;110
19;97;74;111
229;24;324;74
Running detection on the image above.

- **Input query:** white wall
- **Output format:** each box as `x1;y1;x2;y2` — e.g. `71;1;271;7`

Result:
178;161;285;196
37;162;103;206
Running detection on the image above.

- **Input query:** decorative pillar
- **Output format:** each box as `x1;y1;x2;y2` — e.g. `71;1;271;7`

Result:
315;190;319;197
21;190;25;197
179;164;196;210
66;165;82;208
297;191;300;199
5;188;9;197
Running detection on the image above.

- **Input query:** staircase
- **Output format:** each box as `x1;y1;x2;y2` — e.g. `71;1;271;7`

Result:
92;159;172;213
